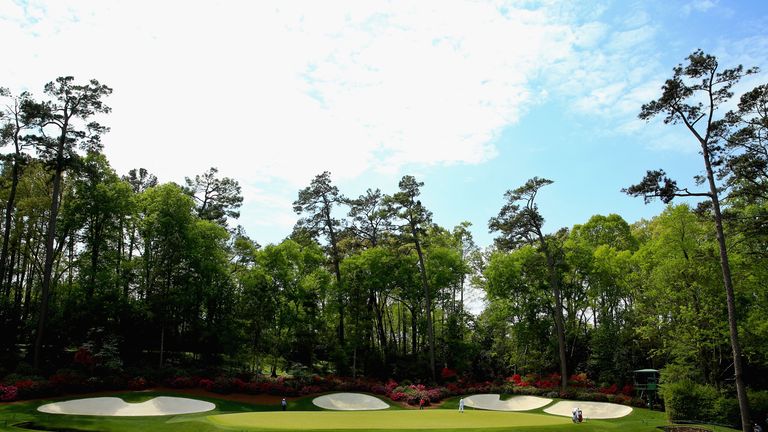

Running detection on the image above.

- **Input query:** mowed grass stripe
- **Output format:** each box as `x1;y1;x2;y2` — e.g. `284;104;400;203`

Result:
208;410;571;430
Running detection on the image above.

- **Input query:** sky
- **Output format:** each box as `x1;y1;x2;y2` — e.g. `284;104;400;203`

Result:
2;0;768;252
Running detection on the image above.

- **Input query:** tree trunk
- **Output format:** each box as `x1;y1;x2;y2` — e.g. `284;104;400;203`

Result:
326;213;345;347
372;293;387;361
22;232;39;325
399;305;405;356
0;161;21;297
410;308;417;356
159;326;165;367
411;226;436;382
702;145;751;431
125;228;135;297
539;235;568;389
33;148;65;370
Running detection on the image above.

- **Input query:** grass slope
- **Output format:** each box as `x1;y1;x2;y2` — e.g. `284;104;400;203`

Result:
209;410;570;430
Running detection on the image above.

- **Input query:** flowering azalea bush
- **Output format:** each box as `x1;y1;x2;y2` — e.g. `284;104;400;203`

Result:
198;378;214;391
127;377;148;390
168;376;196;389
568;373;593;388
0;385;18;401
49;370;89;393
0;368;643;407
440;367;457;380
13;379;54;399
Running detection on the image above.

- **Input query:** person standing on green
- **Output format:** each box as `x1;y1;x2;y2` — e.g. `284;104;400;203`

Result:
281;398;287;411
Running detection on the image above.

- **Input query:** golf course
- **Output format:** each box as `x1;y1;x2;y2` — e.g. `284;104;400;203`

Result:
0;391;679;432
2;3;768;432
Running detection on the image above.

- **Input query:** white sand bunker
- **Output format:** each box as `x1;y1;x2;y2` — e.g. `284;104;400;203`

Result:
312;393;390;410
38;396;215;416
544;400;633;419
463;394;552;411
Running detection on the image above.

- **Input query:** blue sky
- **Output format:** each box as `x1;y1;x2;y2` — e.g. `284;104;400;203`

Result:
1;0;767;249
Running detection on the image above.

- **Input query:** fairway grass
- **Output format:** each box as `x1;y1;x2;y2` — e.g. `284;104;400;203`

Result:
209;410;571;430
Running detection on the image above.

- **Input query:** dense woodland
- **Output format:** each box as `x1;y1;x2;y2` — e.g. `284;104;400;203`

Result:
0;52;767;426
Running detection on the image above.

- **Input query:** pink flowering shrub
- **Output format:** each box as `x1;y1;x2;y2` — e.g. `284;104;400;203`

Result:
385;384;449;406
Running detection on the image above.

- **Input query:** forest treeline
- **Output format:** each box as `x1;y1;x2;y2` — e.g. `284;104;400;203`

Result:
0;53;766;407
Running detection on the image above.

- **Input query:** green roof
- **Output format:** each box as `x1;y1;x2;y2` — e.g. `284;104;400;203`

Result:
633;369;659;373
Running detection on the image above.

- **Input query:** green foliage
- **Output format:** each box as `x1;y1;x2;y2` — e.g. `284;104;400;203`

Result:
184;167;243;225
660;380;744;426
661;380;721;422
748;390;768;426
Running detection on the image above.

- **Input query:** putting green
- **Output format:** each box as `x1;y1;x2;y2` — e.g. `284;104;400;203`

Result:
208;410;572;430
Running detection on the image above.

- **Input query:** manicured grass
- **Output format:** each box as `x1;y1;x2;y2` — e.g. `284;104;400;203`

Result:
209;410;570;430
0;392;738;432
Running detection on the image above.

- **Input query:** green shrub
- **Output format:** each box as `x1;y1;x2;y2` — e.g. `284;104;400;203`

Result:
713;395;740;426
749;389;768;426
661;380;719;422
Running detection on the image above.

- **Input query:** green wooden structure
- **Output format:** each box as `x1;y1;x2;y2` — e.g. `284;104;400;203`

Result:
633;369;659;407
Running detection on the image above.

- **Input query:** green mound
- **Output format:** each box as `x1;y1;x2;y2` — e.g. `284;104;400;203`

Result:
208;410;571;430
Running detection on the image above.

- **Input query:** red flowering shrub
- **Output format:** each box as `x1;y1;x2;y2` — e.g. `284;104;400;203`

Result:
0;385;18;401
533;374;560;389
211;377;234;394
198;378;214;391
599;384;619;395
127;377;148;390
73;348;95;367
231;378;247;392
440;367;457;380
621;384;634;395
568;373;593;388
300;385;323;395
13;379;53;399
48;370;87;392
169;376;195;388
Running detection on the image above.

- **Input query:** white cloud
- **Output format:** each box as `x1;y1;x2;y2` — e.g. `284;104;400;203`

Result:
4;0;759;244
1;1;583;183
682;0;717;15
2;0;591;240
